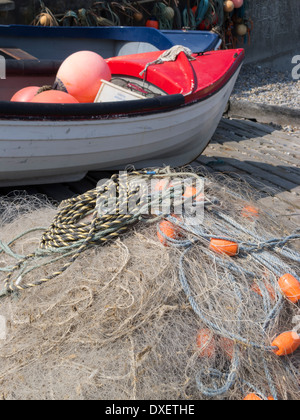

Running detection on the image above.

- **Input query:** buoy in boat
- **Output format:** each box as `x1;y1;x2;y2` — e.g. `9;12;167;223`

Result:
272;331;300;356
55;51;111;103
11;86;40;102
278;273;300;303
232;0;244;8
30;90;79;104
196;329;216;358
209;239;239;256
224;1;235;13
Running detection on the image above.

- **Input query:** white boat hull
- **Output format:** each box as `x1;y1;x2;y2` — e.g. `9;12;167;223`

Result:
0;69;240;187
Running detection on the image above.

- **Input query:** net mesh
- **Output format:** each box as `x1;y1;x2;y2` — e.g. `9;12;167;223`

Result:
0;169;299;400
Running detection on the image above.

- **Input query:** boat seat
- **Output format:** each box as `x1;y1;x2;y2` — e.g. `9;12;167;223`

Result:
107;50;196;96
0;48;38;61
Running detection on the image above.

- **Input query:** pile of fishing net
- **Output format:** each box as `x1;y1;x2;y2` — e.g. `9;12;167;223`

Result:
0;168;299;400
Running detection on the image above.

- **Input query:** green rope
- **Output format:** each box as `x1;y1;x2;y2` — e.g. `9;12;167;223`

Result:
152;2;174;30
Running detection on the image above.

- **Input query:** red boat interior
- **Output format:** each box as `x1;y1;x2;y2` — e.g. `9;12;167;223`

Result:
107;48;245;102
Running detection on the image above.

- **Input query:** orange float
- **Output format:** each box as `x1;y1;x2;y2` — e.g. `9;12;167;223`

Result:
243;393;262;401
251;281;276;301
241;205;259;219
157;217;181;246
183;186;204;202
219;336;235;360
55;51;111;103
154;178;170;192
196;329;216;358
278;274;300;304
11;86;40;102
146;18;159;29
30;90;79;104
209;239;239;256
272;331;300;356
224;1;235;13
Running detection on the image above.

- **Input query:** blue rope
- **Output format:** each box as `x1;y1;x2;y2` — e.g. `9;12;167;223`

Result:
195;0;210;26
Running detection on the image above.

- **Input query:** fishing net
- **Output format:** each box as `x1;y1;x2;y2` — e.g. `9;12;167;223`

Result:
0;167;299;400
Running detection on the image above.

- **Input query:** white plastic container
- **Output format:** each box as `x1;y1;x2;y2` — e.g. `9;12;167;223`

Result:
95;80;145;103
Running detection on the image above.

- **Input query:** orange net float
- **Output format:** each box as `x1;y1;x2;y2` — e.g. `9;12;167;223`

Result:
219;336;235;360
209;238;239;257
146;17;159;29
196;328;216;358
30;90;79;104
10;86;40;102
241;205;259;220
183;186;204;202
271;331;300;356
278;273;300;304
251;280;276;301
55;51;112;103
243;393;262;401
157;217;182;246
154;178;170;192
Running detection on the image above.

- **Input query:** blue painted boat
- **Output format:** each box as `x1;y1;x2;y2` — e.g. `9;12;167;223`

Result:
0;24;221;62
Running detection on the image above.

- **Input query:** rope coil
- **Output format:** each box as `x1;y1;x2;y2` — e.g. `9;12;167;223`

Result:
0;168;201;296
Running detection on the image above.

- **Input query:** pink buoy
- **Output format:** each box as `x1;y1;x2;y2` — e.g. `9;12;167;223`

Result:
30;90;79;104
55;51;112;103
11;86;40;102
232;0;244;8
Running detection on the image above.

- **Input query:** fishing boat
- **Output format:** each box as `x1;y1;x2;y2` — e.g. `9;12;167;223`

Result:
0;47;244;187
0;24;221;63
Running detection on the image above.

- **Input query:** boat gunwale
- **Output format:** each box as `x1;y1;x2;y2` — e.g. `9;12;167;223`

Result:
0;25;220;52
0;50;244;121
0;93;186;120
